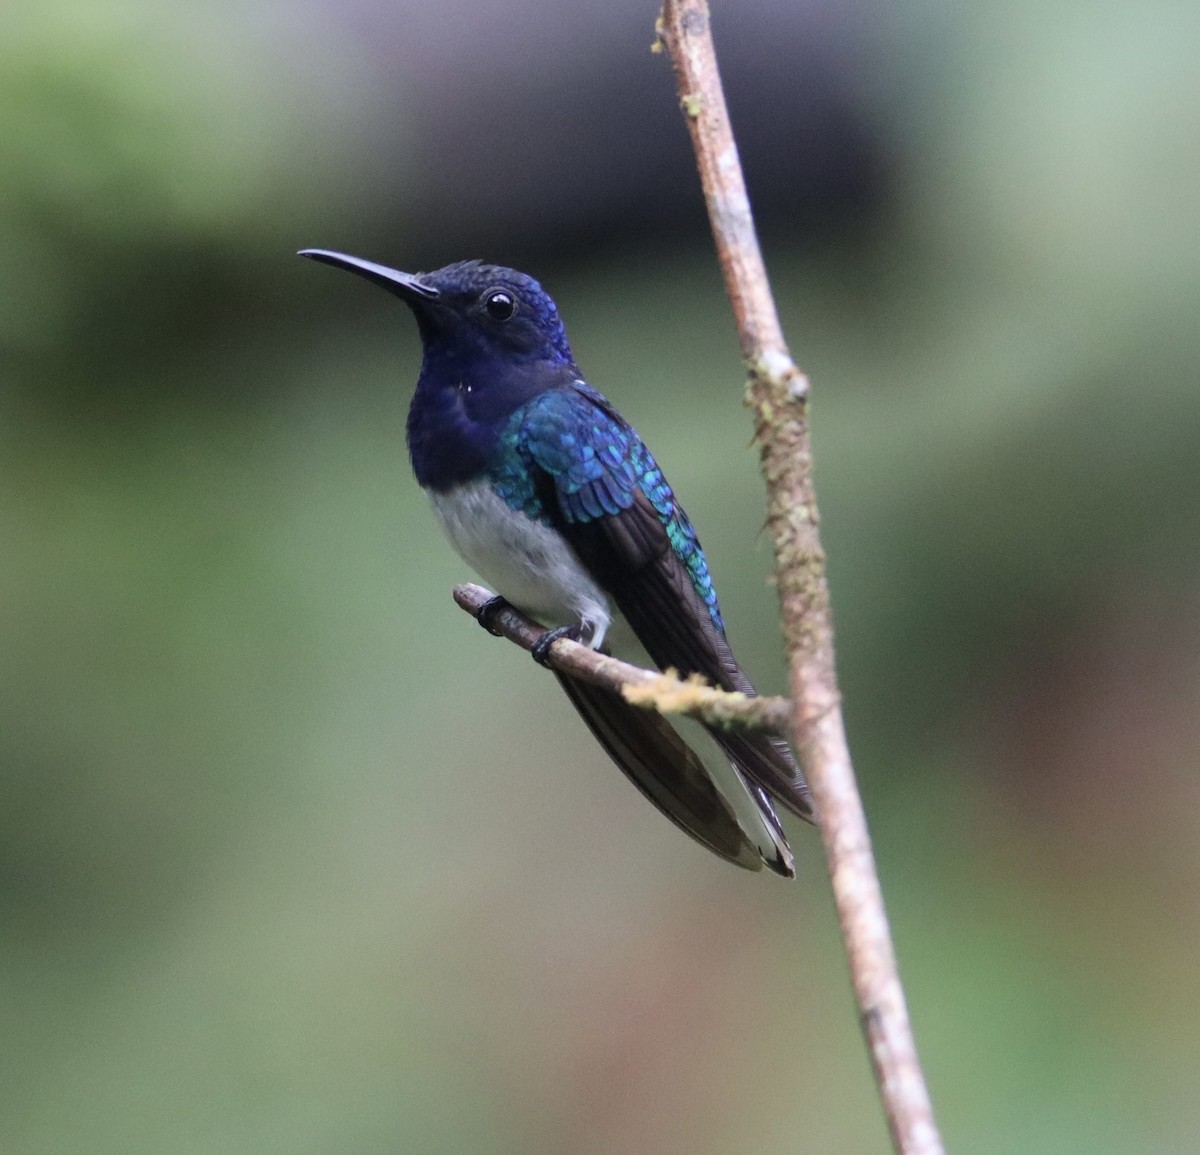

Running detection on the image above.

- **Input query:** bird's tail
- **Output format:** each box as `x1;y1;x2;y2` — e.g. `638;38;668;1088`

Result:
552;671;794;877
707;728;815;822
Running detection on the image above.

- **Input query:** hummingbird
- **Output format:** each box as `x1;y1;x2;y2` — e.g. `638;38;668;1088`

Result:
299;249;813;875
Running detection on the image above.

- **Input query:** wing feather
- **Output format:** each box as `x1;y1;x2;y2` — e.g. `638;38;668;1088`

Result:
552;672;778;872
520;384;813;820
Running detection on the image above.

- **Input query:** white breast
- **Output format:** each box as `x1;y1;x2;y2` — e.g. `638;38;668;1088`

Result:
428;482;612;649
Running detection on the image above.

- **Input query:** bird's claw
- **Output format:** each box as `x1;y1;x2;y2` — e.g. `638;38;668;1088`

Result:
476;595;511;637
531;624;582;667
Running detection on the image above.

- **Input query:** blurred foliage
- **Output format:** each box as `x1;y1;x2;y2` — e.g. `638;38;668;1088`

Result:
2;2;1199;1154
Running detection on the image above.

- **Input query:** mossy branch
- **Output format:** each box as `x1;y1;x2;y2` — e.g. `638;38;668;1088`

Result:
658;2;945;1154
453;583;791;733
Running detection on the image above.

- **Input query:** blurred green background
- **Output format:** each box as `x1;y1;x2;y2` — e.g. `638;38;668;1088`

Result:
3;2;1198;1152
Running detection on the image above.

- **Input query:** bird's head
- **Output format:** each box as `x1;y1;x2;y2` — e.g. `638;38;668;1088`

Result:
299;249;576;380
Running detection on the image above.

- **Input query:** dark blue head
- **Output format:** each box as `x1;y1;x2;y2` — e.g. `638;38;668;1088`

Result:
300;249;575;371
300;249;580;489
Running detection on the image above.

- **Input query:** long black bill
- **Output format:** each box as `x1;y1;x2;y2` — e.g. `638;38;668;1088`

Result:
298;249;439;301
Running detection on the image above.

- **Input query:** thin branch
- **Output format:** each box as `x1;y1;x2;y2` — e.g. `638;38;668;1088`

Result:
658;4;945;1155
453;583;792;733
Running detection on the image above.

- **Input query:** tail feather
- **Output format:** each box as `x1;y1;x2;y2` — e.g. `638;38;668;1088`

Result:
708;728;815;822
553;671;794;876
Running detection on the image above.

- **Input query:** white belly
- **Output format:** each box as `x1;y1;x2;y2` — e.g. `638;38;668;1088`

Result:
429;482;612;649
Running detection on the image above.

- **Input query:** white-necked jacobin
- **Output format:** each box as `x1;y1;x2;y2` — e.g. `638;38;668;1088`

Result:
299;249;813;876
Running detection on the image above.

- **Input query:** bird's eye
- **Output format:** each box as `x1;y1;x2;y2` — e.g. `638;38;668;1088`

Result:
484;289;516;321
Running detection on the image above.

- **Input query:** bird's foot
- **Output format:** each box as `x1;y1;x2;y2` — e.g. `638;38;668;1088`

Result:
476;595;512;637
530;624;583;667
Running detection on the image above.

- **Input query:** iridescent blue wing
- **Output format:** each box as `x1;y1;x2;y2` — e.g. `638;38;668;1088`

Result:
515;383;812;821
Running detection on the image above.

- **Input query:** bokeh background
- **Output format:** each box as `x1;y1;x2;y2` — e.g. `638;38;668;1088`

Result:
4;1;1199;1152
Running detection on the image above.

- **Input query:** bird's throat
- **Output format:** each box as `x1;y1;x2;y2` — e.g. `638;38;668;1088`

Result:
405;377;494;491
